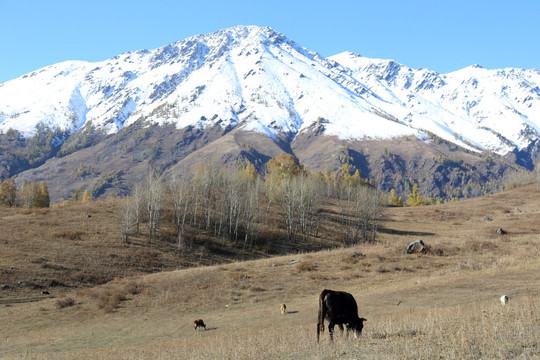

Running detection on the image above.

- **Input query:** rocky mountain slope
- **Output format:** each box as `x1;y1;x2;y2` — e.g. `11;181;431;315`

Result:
0;26;538;202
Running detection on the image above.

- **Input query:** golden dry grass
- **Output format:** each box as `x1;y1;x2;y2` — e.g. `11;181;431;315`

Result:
1;183;540;359
0;199;181;301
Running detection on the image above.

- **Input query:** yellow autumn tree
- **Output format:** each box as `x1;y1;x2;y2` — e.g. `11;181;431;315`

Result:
264;153;302;202
0;178;17;207
389;189;403;206
82;190;91;203
241;160;258;181
407;184;424;206
265;153;302;181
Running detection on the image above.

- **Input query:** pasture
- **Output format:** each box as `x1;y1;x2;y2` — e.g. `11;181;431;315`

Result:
1;183;540;359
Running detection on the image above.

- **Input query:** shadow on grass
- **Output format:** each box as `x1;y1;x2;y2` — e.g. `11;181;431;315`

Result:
200;327;218;331
378;227;435;237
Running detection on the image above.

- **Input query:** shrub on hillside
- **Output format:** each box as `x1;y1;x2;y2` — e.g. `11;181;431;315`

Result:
81;281;142;313
53;230;81;240
55;297;75;309
296;261;316;272
97;290;126;313
71;271;110;285
124;281;141;295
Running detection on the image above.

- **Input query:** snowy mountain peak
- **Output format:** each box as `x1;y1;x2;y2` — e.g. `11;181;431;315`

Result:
329;51;540;155
1;25;539;158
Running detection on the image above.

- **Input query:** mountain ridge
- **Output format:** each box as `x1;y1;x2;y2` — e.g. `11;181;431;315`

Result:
2;25;538;154
0;25;538;202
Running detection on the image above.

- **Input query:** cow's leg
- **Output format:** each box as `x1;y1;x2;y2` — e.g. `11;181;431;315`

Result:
328;322;335;341
337;324;345;338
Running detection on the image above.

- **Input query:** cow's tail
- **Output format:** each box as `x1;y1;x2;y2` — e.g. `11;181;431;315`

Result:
317;289;329;343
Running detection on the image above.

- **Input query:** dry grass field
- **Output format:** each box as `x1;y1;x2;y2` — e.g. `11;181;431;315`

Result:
1;182;540;359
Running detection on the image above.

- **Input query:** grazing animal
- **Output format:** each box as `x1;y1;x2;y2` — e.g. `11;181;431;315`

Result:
193;319;206;330
317;289;367;342
41;290;50;295
500;295;509;306
280;303;287;315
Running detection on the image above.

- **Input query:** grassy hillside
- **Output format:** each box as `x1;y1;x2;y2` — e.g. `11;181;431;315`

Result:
0;189;351;303
1;182;540;359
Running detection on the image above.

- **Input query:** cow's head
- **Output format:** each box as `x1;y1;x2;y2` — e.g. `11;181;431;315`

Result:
351;317;367;338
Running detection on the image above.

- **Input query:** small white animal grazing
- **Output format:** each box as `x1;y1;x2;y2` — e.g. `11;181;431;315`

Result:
280;303;287;315
500;295;509;306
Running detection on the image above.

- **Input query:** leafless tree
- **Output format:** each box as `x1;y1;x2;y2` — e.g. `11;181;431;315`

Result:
298;174;323;240
192;162;216;231
120;197;135;243
131;184;143;235
170;173;191;250
243;176;260;250
337;182;383;244
205;163;261;247
270;172;322;244
144;171;163;240
357;185;383;242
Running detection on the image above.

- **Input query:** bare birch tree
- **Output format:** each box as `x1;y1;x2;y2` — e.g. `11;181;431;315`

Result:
193;162;216;231
337;181;383;244
120;197;135;243
298;174;323;239
356;185;383;242
132;184;143;235
144;171;163;240
243;176;260;250
170;173;191;250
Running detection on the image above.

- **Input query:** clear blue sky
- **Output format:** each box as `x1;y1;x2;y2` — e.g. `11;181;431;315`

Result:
1;0;539;82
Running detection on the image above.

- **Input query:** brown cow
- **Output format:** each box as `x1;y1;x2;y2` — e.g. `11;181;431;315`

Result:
317;289;366;342
193;319;206;330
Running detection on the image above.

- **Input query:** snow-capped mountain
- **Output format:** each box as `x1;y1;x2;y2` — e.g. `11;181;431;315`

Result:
2;25;538;157
330;51;540;155
0;26;419;145
0;25;539;202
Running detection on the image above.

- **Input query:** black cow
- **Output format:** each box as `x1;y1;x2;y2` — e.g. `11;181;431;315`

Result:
317;289;367;342
193;319;206;330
